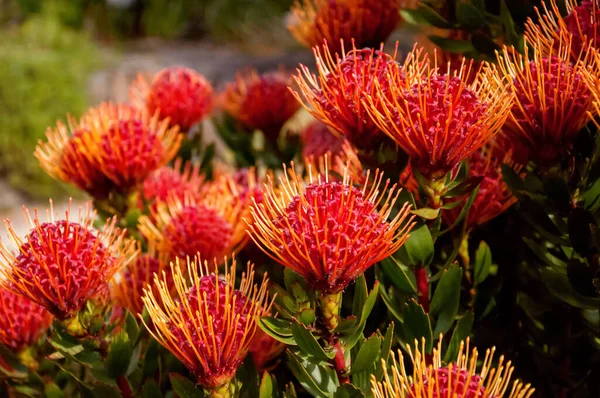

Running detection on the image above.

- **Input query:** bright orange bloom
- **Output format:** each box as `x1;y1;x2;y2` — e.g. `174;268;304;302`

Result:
142;257;272;391
372;338;534;398
442;147;522;231
138;191;247;263
287;0;403;54
130;66;214;131
249;329;286;372
364;50;511;180
293;41;400;150
492;38;595;165
248;165;415;293
526;0;600;60
142;158;207;206
221;68;300;142
0;287;53;351
0;201;137;320
36;103;182;199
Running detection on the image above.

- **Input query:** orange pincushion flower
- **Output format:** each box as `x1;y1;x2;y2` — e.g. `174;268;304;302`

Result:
138;192;247;263
142;257;272;391
142;158;206;205
372;338;534;398
0;201;137;320
364;50;511;180
492;38;595;165
35;103;182;199
248;165;415;293
293;41;400;150
249;329;286;372
221;68;300;141
0;287;53;351
287;0;403;54
130;66;214;131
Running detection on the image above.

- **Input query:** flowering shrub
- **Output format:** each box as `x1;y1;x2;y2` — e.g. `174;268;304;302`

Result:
2;1;600;397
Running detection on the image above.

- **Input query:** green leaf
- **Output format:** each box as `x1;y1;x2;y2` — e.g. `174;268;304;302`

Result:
397;224;434;266
456;1;485;29
523;237;567;268
352;274;368;317
427;36;475;53
291;321;334;361
380;257;417;295
142;339;160;378
141;379;163;398
350;335;381;375
286;351;337;398
474;241;492;286
400;4;452;28
583;178;600;213
541;268;600;309
45;383;65;398
0;345;28;379
259;317;296;345
410;207;440;220
298;308;316;326
125;310;140;345
403;300;433;352
430;265;462;335
334;317;358;335
444;176;483;199
259;372;278;398
344;282;380;350
374;323;395;381
471;33;501;56
169;373;204;398
444;312;474;362
107;330;132;378
334;384;364;398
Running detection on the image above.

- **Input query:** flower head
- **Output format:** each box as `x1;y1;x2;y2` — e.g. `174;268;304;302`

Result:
492;38;595;165
0;288;53;351
372;338;534;398
293;42;399;150
142;158;206;205
221;68;300;142
36;103;182;199
130;66;214;131
249;329;286;372
0;201;137;320
248;164;415;293
287;0;403;54
365;50;511;180
301;121;349;163
139;191;247;263
142;256;272;391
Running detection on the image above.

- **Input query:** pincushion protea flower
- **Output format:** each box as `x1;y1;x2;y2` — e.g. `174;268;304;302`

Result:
526;0;600;60
142;158;206;205
142;257;272;395
130;66;214;131
35;103;182;199
287;0;403;54
492;38;595;166
372;338;534;398
293;41;400;150
364;50;511;180
221;68;300;142
301;121;349;164
138;191;247;263
0;201;137;320
0;287;53;352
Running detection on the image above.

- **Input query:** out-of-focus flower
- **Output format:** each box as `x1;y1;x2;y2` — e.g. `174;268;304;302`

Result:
142;158;207;206
442;148;522;231
372;338;534;398
0;201;137;320
0;287;53;352
111;243;169;316
221;68;300;142
293;42;399;150
493;38;595;166
248;165;414;294
138;191;247;263
301;121;348;163
287;0;403;54
130;66;214;131
249;329;286;372
36;103;181;199
142;257;272;393
365;50;511;180
526;0;600;60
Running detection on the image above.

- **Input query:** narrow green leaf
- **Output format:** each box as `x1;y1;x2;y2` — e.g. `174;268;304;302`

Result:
380;257;417;295
0;345;28;379
374;323;395;381
403;300;433;352
125;311;141;346
169;373;204;398
456;1;485;29
141;379;163;398
397;224;435;266
334;384;364;398
427;36;476;53
444;312;474;362
350;335;381;375
430;265;462;335
107;330;132;378
286;351;337;398
259;317;296;345
344;282;380;350
259;372;277;398
352;275;368;317
411;207;440;220
401;4;452;28
474;241;492;286
291;321;334;361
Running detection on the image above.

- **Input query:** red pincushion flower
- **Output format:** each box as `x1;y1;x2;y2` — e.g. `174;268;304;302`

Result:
287;0;403;54
249;329;286;372
293;42;399;150
248;165;415;293
221;68;300;142
0;201;137;320
365;50;511;180
372;338;535;398
130;66;214;131
0;287;53;351
142;158;206;206
301;121;348;163
494;39;595;166
36;103;182;199
142;257;272;392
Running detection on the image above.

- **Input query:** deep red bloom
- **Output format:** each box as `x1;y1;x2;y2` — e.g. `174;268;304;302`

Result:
142;258;272;391
301;121;348;162
0;201;136;320
0;288;53;351
130;67;214;131
221;69;300;142
248;165;414;293
288;0;403;54
142;158;207;208
293;42;399;150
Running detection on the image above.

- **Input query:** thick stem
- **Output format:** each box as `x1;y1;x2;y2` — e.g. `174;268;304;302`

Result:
332;341;350;384
415;266;430;313
318;291;342;332
116;376;132;398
